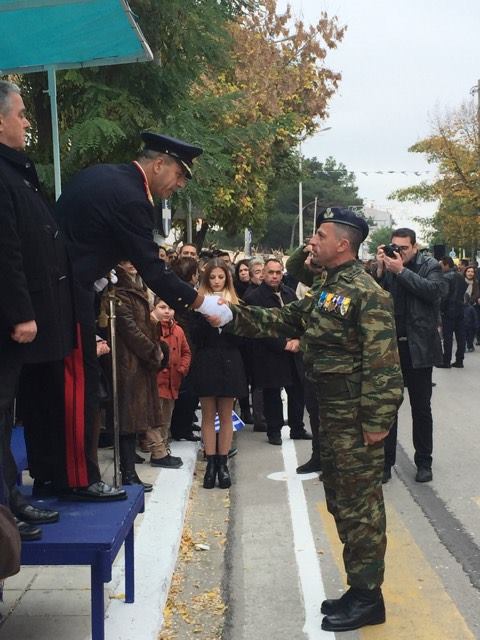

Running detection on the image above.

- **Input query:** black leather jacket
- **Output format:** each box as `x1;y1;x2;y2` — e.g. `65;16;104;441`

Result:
379;252;447;368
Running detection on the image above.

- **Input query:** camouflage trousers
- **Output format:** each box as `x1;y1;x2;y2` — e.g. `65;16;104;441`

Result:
314;375;386;590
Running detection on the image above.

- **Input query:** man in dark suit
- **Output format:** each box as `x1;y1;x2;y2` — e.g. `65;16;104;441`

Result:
244;258;311;445
0;80;75;537
55;132;232;496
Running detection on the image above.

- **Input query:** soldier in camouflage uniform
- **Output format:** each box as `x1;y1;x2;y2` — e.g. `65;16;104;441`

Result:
220;208;403;632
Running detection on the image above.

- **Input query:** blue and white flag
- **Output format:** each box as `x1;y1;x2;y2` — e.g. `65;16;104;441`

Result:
214;411;245;432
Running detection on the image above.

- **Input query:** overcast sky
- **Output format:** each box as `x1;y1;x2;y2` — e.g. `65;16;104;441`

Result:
279;0;480;238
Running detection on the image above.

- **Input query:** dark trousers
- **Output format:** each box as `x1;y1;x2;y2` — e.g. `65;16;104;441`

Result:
170;375;198;439
305;377;321;462
464;305;477;350
263;377;305;437
384;341;433;470
442;312;465;364
0;341;26;511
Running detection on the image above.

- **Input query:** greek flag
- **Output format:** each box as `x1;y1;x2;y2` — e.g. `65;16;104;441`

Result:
214;411;245;432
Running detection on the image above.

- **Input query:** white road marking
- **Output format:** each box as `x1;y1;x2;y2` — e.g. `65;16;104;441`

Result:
280;426;332;639
268;470;319;482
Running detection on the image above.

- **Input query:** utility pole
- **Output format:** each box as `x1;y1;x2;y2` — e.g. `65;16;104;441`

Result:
298;143;303;245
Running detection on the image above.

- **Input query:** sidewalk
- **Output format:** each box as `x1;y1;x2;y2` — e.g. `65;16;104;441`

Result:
0;440;199;640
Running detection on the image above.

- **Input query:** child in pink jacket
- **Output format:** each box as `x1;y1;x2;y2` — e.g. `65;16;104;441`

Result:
148;298;192;468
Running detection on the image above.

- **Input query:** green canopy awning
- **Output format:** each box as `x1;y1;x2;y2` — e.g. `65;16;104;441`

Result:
0;0;152;74
0;0;153;196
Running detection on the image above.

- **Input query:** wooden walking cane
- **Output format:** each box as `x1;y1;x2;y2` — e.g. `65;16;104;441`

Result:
107;274;121;489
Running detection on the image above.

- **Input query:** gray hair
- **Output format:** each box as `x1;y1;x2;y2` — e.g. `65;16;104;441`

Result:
0;80;21;116
248;257;264;276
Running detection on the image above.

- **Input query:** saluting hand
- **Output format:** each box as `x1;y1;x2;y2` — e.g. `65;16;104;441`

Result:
11;320;37;343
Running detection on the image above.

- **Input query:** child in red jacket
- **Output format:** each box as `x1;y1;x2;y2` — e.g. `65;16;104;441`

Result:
149;298;192;468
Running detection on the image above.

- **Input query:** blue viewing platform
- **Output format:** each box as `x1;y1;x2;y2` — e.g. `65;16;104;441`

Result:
20;485;145;640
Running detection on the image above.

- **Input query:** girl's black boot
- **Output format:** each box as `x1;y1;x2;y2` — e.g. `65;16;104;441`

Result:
216;455;231;489
203;455;217;489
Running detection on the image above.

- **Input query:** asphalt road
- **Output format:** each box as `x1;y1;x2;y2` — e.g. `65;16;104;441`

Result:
224;349;480;640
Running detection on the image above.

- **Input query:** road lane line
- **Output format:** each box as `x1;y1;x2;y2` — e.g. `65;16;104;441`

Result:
317;499;475;639
280;426;331;639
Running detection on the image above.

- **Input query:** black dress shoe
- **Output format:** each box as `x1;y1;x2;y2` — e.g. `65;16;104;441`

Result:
32;480;56;499
151;454;183;468
135;453;145;464
180;432;201;442
436;363;451;368
14;504;59;525
382;467;392;484
296;458;322;474
321;588;385;632
415;467;432;483
451;361;464;368
268;434;282;445
290;430;313;440
121;472;153;493
15;518;42;541
60;481;127;501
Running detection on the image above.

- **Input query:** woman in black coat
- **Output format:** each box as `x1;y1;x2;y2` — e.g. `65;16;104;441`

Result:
190;259;247;490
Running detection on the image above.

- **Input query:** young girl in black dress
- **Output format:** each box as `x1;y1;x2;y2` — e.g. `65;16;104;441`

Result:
191;259;247;488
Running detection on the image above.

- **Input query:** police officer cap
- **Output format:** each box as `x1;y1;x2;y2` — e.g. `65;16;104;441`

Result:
316;207;369;241
141;132;203;179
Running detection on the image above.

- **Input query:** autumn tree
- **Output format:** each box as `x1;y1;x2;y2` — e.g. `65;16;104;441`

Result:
194;0;345;243
390;100;480;254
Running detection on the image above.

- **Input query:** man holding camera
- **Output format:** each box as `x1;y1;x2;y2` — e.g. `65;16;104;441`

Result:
376;228;446;483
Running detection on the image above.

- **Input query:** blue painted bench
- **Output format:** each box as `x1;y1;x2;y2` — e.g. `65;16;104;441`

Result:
20;485;144;640
11;426;28;485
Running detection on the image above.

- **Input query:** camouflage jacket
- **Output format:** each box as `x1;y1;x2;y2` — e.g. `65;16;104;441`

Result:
227;260;403;433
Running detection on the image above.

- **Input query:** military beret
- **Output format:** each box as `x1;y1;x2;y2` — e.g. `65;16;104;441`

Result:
141;132;203;179
316;207;369;241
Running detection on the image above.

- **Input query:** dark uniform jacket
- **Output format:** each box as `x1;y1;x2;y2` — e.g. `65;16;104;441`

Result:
55;163;197;320
379;252;447;368
0;143;74;362
244;281;303;388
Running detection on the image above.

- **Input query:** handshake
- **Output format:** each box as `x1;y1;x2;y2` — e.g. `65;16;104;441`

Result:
195;294;233;327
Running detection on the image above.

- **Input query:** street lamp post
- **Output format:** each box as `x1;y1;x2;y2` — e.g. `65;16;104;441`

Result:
297;127;331;246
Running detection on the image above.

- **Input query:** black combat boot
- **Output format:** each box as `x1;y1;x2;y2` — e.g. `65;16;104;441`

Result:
321;587;355;615
203;455;217;489
216;455;231;489
321;587;385;632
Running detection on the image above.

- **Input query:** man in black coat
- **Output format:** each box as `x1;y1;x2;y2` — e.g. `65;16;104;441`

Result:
0;80;75;536
376;228;447;483
244;258;311;445
438;256;467;367
55;132;232;497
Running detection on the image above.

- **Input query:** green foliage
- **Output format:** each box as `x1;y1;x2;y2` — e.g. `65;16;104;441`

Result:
260;156;363;250
367;227;394;255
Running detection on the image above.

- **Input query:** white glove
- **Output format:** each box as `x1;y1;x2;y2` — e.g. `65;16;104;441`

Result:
195;294;233;327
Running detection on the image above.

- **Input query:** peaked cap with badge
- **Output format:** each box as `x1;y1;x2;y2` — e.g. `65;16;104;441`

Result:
141;132;203;179
316;206;369;241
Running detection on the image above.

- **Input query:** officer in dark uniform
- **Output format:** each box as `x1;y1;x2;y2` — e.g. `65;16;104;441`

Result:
54;132;216;499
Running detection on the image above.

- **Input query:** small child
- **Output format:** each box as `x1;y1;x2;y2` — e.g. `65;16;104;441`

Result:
147;298;192;468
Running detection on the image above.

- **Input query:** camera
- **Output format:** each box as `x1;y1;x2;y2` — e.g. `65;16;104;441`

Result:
383;243;401;258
